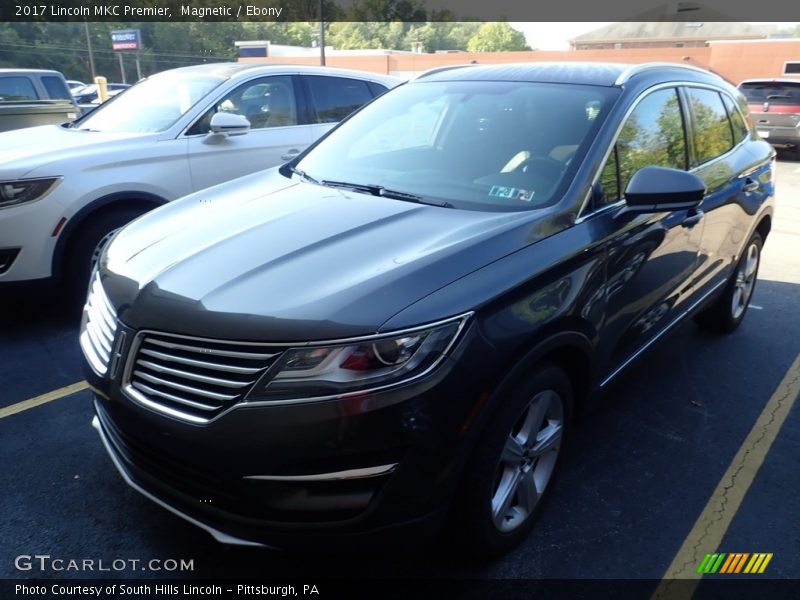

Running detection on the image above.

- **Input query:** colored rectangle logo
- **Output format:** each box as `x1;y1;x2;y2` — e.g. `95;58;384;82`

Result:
698;552;773;574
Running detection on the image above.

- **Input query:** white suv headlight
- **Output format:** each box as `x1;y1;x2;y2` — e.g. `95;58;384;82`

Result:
0;177;61;209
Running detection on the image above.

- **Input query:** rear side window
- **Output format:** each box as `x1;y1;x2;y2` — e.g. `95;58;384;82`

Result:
367;81;389;97
611;87;687;200
305;76;373;124
722;94;749;144
42;76;72;100
0;77;38;101
686;88;734;165
739;81;800;106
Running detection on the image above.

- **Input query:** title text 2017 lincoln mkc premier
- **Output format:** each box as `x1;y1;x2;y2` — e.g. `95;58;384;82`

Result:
81;62;774;554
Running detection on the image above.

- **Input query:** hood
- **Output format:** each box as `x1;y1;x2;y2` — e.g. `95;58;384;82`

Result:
102;173;541;341
0;124;148;177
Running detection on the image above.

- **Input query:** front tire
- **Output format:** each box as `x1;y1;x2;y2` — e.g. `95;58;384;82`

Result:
695;232;763;333
452;364;572;556
63;207;148;303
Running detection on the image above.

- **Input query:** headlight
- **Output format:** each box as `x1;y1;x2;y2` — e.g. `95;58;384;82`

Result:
0;177;60;209
247;314;471;401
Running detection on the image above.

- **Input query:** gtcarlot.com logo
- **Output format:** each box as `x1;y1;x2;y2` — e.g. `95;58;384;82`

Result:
697;552;773;575
14;554;194;573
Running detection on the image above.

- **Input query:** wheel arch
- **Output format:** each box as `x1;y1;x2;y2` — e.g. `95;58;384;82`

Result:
52;191;168;279
467;328;596;441
755;213;771;242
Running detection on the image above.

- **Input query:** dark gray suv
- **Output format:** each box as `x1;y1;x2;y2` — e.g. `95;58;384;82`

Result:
81;62;775;554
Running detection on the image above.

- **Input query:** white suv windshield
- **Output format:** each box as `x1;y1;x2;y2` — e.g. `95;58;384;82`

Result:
76;73;225;133
296;80;618;211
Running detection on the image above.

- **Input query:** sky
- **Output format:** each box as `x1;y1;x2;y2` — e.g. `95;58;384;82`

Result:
511;23;612;50
510;22;798;50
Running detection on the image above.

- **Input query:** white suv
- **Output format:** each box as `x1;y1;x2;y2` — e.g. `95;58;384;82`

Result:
0;63;399;291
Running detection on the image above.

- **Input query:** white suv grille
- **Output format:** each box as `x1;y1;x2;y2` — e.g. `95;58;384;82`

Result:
79;273;118;375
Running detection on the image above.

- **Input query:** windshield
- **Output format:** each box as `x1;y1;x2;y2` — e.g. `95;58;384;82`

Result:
295;80;619;211
740;81;800;106
75;73;225;133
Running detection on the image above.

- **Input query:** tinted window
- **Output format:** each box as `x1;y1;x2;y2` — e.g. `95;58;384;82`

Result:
598;147;620;206
367;81;389;97
687;88;734;165
306;76;373;124
189;76;297;134
614;88;687;196
0;77;38;101
722;94;749;144
739;81;800;106
42;76;72;100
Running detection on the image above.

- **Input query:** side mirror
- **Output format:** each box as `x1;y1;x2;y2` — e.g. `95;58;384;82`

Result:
620;166;705;215
209;112;251;137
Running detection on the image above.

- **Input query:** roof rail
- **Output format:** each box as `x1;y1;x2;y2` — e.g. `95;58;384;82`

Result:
413;64;477;81
614;62;713;85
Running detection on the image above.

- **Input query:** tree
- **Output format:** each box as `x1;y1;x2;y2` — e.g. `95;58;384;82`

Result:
466;23;530;53
404;22;481;53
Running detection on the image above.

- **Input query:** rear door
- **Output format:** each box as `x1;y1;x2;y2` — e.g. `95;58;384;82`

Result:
682;86;772;296
185;75;314;192
300;75;380;146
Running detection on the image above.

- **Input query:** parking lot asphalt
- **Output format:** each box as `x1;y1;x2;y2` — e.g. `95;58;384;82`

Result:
1;158;799;589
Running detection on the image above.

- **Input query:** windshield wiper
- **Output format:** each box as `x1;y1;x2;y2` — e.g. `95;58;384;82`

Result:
289;166;320;185
319;180;453;208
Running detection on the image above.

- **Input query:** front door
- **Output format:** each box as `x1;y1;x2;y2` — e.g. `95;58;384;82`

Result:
186;75;314;192
591;87;704;377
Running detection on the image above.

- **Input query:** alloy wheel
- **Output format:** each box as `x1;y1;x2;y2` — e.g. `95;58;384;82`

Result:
731;242;759;321
491;389;564;533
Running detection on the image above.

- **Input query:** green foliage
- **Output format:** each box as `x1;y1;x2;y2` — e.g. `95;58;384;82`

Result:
405;22;482;53
466;23;530;53
0;20;529;81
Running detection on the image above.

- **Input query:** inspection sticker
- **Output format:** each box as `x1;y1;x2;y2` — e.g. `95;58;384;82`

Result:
489;185;535;202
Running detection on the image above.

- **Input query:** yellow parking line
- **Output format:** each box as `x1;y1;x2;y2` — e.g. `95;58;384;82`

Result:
652;353;800;597
0;381;90;420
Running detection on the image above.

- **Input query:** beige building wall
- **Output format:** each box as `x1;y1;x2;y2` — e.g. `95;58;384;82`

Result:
239;40;799;84
707;40;800;83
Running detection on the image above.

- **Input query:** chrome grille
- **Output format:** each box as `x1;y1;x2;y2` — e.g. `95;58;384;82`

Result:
79;273;118;376
125;332;284;422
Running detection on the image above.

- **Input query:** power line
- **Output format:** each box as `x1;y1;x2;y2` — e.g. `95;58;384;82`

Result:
0;48;230;69
0;40;234;61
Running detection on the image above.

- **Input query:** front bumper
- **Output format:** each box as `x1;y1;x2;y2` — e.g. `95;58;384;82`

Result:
0;189;66;282
86;322;492;549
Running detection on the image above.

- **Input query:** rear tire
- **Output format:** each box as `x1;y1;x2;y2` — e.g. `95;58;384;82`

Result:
695;232;762;334
451;363;572;556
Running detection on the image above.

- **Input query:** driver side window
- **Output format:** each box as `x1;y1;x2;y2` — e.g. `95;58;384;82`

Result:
595;88;687;209
187;76;298;135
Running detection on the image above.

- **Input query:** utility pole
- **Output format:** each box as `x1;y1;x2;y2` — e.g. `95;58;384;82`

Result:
319;0;325;66
84;20;96;79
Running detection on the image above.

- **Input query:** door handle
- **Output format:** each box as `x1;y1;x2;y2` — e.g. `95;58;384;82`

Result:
281;149;300;161
681;209;704;228
742;178;760;193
